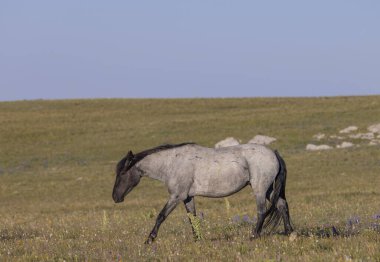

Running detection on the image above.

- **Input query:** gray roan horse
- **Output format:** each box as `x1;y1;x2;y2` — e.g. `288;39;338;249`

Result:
112;143;293;244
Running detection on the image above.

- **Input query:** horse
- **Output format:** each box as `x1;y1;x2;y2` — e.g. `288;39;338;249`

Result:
112;142;293;244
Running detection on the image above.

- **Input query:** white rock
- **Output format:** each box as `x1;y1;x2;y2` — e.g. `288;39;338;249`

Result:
215;137;240;148
336;142;354;149
306;144;333;151
289;232;298;242
368;123;380;133
349;132;374;140
339;126;358;134
330;135;344;140
313;133;325;140
248;135;277;145
369;140;380;146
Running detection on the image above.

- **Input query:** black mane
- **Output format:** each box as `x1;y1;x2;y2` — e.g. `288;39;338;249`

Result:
116;151;133;176
116;142;195;175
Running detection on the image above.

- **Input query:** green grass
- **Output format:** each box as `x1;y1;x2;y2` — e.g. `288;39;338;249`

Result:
0;97;380;261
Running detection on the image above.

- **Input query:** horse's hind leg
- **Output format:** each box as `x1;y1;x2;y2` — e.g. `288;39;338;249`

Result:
267;188;293;235
183;196;198;239
251;194;267;239
145;195;180;244
277;197;293;234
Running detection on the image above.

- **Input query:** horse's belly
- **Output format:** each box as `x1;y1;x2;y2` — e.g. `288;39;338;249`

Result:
190;168;249;197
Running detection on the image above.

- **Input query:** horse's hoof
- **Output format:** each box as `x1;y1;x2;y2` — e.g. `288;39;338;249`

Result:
144;238;154;244
250;234;260;240
284;230;293;236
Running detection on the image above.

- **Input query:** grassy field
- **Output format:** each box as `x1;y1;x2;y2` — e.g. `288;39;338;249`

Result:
0;96;380;261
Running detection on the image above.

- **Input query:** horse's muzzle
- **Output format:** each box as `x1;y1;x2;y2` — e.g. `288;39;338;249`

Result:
114;198;124;203
112;192;124;203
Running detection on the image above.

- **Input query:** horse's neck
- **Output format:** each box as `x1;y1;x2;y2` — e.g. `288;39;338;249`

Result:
135;153;172;183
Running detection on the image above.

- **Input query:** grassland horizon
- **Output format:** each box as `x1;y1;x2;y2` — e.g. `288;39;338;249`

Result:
2;93;380;103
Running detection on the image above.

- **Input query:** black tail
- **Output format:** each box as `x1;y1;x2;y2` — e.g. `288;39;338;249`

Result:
262;150;287;232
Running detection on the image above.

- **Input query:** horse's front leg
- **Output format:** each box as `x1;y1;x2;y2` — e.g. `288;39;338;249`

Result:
183;196;198;239
145;195;180;244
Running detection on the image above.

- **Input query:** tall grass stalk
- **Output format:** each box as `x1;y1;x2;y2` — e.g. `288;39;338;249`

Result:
187;213;203;240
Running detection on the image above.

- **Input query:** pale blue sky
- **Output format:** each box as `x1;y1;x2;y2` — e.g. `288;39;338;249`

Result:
1;1;379;101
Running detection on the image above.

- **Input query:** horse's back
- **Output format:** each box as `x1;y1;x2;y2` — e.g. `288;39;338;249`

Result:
184;143;277;168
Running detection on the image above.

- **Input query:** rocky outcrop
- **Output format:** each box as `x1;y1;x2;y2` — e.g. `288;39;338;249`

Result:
313;133;326;140
248;135;277;145
306;144;333;151
215;137;240;148
349;133;375;140
368;123;380;134
339;126;358;134
336;142;354;149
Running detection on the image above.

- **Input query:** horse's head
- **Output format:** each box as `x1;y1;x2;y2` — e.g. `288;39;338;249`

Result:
112;151;141;203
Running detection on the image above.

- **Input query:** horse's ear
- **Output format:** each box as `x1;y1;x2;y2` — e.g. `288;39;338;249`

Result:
116;151;134;175
127;151;134;158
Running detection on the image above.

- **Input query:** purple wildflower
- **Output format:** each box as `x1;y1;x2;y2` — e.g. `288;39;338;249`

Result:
199;211;204;220
232;215;240;224
369;223;380;233
242;215;252;224
347;216;360;227
372;213;380;220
